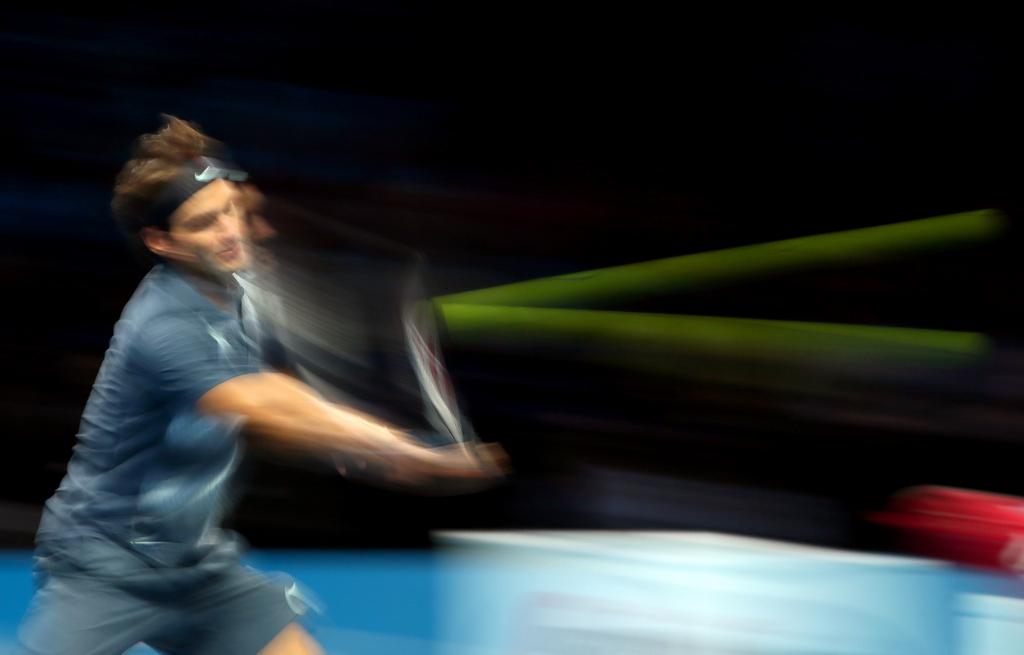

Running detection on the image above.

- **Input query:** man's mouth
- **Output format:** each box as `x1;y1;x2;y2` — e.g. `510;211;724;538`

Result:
219;244;241;260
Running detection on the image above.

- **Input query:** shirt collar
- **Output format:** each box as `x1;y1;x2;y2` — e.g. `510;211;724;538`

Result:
155;263;244;317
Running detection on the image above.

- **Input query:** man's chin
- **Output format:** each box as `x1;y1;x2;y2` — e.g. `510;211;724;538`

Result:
213;252;251;275
188;255;249;282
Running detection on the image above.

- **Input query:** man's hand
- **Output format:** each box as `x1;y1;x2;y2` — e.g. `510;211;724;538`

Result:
336;438;510;494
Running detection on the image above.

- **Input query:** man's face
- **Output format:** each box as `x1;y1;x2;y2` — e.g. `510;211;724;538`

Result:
146;179;251;278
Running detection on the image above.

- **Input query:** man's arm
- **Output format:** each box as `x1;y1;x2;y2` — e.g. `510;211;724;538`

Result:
197;371;500;483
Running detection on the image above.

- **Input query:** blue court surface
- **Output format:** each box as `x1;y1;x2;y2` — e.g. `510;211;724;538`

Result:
2;532;1024;654
0;549;438;654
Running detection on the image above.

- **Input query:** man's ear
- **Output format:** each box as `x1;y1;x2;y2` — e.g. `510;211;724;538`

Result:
141;226;188;260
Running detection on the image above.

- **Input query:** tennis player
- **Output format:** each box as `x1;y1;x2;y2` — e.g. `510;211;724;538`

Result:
14;115;504;654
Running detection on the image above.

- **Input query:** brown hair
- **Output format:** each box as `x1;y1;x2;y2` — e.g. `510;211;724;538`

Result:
112;115;223;255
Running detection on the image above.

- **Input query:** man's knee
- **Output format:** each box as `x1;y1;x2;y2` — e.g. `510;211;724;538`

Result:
259;623;324;655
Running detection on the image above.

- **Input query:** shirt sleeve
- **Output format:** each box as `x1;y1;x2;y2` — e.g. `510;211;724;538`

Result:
132;314;263;410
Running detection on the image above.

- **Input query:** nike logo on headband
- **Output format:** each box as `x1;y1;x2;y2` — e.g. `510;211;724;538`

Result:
194;165;248;183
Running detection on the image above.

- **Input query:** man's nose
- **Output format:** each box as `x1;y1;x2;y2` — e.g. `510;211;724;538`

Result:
217;213;243;239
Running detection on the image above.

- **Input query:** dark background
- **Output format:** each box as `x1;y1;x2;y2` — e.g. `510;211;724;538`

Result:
1;6;1022;549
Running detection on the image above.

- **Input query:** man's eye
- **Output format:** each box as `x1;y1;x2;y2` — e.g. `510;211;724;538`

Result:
188;214;216;230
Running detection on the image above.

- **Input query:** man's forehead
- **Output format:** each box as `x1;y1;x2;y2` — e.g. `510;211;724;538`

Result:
172;180;240;222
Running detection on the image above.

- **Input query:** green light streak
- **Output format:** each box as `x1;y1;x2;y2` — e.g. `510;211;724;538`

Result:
436;210;1006;308
438;304;989;368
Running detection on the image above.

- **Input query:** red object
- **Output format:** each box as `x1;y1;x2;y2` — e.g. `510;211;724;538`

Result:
870;485;1024;572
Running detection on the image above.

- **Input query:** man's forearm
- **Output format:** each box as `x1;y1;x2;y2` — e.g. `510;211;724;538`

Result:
197;372;418;459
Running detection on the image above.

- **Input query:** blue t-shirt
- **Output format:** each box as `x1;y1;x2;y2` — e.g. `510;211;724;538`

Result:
38;264;269;568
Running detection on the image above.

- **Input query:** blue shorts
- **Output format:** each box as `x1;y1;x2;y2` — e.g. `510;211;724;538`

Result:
15;539;310;655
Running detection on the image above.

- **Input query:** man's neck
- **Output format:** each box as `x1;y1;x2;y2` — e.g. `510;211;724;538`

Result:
173;264;240;310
